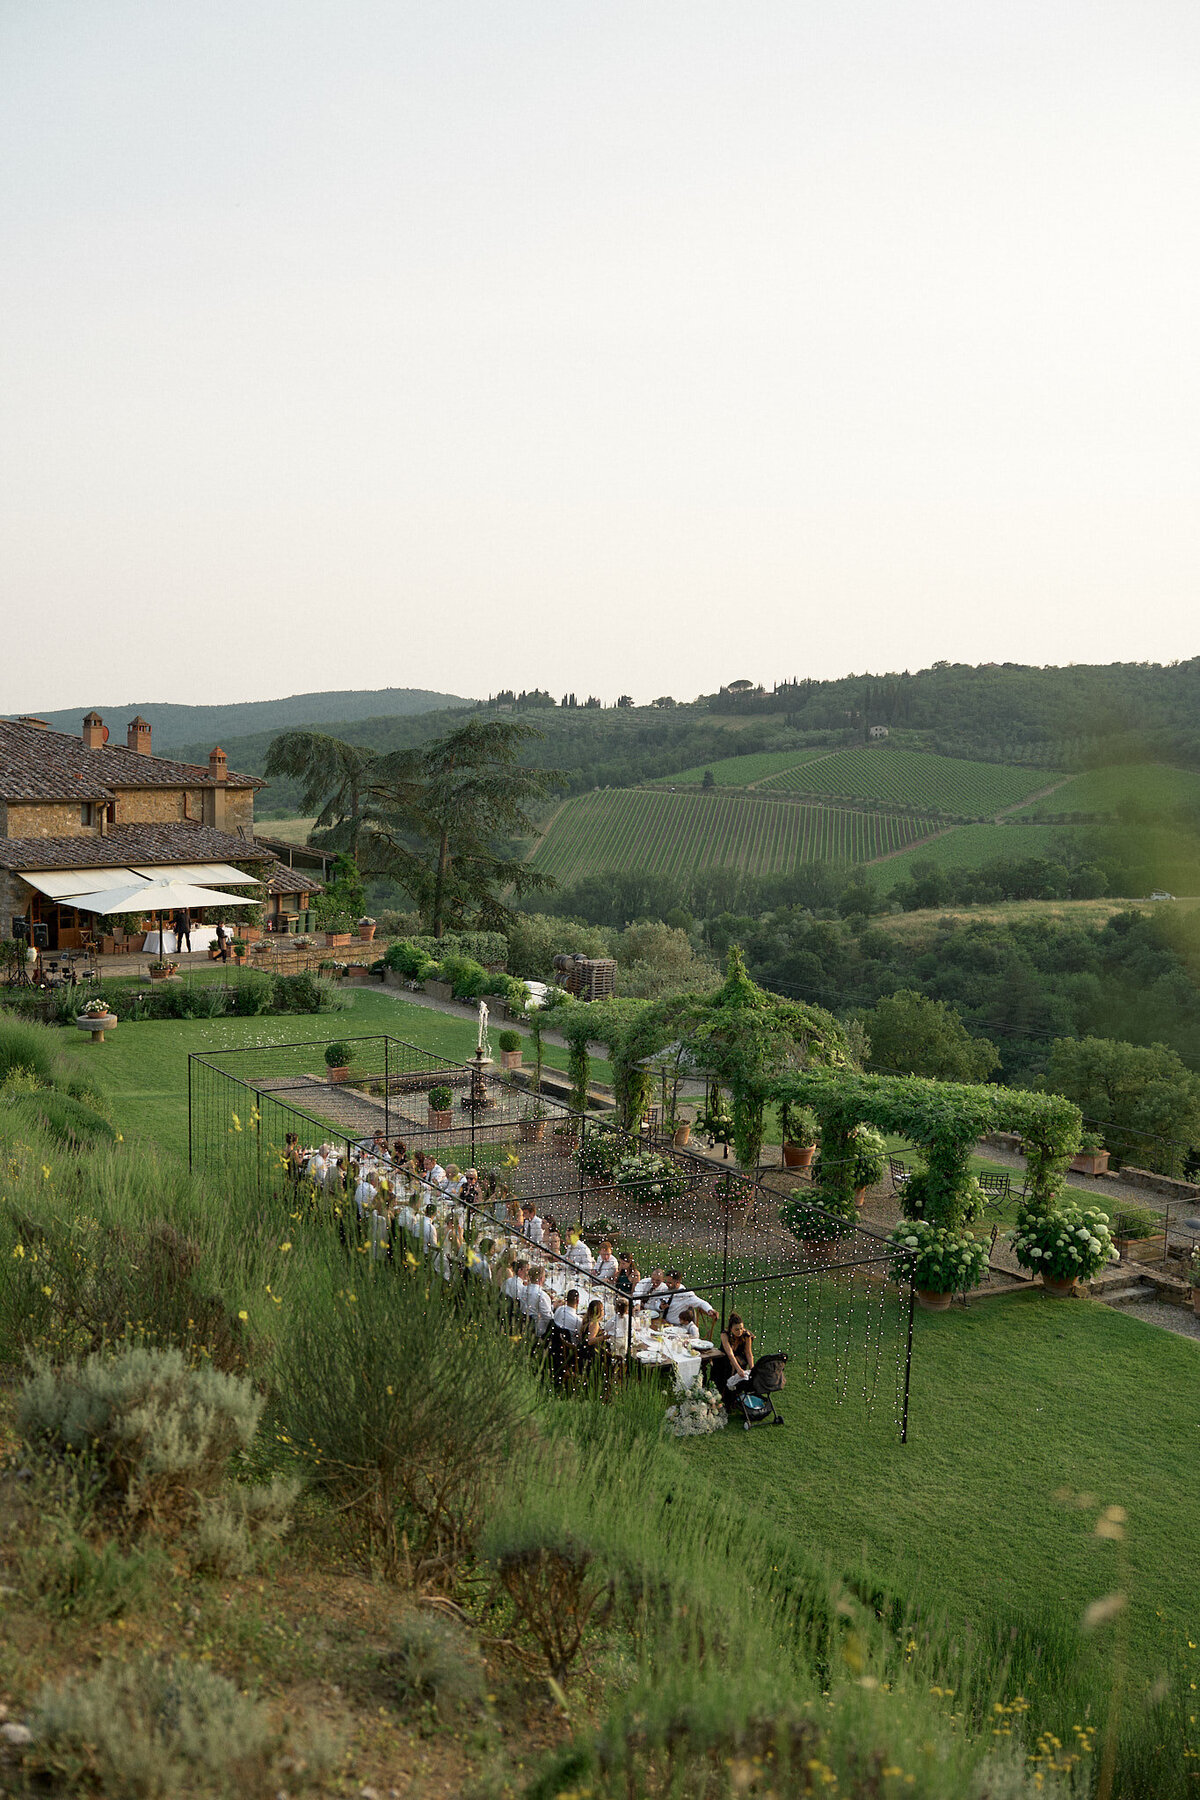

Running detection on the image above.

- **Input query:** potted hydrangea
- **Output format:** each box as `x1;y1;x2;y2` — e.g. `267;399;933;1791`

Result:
427;1083;454;1129
1008;1203;1118;1297
612;1147;689;1207
664;1386;727;1437
886;1220;990;1309
779;1193;849;1266
577;1130;621;1187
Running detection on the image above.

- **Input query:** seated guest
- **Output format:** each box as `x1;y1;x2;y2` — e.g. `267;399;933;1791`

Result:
444;1163;465;1198
633;1267;667;1310
677;1307;701;1341
306;1143;331;1184
594;1239;618;1284
541;1213;561;1258
505;1195;524;1231
660;1271;718;1327
428;1158;447;1189
470;1236;495;1279
603;1298;633;1354
578;1298;605;1356
417;1203;440;1251
284;1132;304;1182
460;1167;482;1208
392;1139;407;1165
354;1168;379;1219
565;1230;594;1272
503;1259;530;1310
552;1288;583;1337
520;1266;554;1337
615;1253;639;1297
711;1315;755;1399
411;1151;429;1180
522;1204;544;1245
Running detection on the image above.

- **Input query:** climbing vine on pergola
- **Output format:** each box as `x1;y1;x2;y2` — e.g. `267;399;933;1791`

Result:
558;948;852;1166
765;1068;1082;1229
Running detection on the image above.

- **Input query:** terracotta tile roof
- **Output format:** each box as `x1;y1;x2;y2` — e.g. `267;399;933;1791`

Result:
0;823;274;873
253;832;336;867
0;717;262;802
265;862;323;895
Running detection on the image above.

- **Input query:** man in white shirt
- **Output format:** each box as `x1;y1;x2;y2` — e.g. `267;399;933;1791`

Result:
565;1232;593;1272
520;1267;554;1337
633;1268;667;1311
417;1205;439;1252
428;1161;447;1189
522;1205;544;1246
660;1272;717;1327
552;1289;582;1337
503;1260;530;1311
306;1145;330;1186
354;1170;378;1218
593;1239;618;1284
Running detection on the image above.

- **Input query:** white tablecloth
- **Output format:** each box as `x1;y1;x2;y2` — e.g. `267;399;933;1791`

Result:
141;926;219;955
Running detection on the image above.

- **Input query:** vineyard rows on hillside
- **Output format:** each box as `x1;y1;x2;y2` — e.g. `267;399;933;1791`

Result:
528;788;937;882
757;745;1058;814
656;748;832;786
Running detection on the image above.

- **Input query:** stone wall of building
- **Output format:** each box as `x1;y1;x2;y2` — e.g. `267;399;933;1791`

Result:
4;802;94;840
0;869;33;936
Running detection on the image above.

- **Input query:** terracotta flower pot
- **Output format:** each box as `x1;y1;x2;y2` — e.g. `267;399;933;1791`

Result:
854;1185;868;1210
519;1119;546;1143
783;1141;816;1171
1042;1274;1076;1298
327;1065;351;1085
358;923;376;941
915;1288;953;1311
428;1107;452;1130
500;1049;522;1071
673;1123;692;1149
801;1239;835;1268
1070;1151;1110;1176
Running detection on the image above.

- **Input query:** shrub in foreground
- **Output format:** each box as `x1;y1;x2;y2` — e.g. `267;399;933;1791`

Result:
29;1654;331;1799
18;1344;262;1526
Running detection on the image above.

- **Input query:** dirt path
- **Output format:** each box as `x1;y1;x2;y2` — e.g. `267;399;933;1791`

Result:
991;776;1070;822
863;823;957;866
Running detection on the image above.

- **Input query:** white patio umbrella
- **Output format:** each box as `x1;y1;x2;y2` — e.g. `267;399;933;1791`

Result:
68;878;258;965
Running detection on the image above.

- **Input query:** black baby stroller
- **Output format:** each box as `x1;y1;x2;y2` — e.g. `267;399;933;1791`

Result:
730;1353;788;1431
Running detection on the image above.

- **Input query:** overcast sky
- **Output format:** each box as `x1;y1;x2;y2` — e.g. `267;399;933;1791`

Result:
2;1;1197;712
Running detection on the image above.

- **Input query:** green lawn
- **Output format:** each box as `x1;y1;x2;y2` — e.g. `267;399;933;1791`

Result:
56;988;612;1162
693;1289;1200;1675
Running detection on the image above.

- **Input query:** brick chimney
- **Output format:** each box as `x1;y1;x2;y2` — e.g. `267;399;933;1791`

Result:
82;711;107;749
207;746;228;830
127;715;152;756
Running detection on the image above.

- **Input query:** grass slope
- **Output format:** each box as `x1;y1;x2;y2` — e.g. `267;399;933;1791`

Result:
654;748;832;787
1023;763;1200;818
759;746;1059;814
693;1290;1200;1671
56;989;611;1162
528;789;935;882
864;823;1081;884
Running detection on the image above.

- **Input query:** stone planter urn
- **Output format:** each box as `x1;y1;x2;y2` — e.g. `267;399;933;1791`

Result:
500;1049;522;1071
76;1011;117;1044
358;921;377;942
428;1107;452;1130
1042;1274;1076;1298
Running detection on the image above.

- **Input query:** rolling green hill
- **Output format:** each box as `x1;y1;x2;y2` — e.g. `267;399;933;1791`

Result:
652;748;832;786
9;688;471;752
1021;762;1200;818
756;744;1059;814
528;789;935;882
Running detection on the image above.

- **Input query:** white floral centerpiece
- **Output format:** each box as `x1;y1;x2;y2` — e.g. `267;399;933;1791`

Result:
80;997;113;1019
664;1385;727;1438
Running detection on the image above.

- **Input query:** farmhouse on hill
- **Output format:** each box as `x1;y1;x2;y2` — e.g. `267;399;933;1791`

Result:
0;712;321;950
